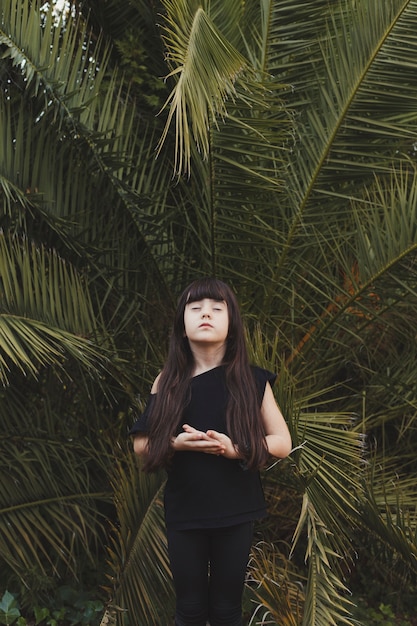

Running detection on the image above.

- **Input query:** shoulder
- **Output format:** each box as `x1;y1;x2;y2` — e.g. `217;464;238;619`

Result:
151;372;162;394
250;365;277;387
249;365;277;404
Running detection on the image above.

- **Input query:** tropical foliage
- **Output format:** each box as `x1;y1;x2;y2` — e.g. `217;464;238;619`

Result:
1;0;417;624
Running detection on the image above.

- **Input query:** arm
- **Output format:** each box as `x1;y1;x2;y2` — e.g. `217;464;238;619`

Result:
198;382;292;460
133;434;149;456
133;423;225;456
261;382;292;458
131;374;159;458
132;373;225;457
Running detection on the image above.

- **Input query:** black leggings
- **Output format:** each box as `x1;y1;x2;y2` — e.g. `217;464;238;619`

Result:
166;522;254;626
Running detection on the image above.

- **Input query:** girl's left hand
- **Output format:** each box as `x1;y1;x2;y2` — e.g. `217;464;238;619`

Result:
182;425;240;459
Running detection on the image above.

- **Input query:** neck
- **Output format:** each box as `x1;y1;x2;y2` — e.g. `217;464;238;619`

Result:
189;342;226;376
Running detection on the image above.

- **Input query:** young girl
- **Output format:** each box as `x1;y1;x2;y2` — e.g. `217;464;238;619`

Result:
130;277;292;626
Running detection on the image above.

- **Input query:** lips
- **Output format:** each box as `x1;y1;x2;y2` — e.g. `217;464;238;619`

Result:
199;323;213;328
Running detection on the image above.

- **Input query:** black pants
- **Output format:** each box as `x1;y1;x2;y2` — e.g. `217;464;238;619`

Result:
166;522;254;626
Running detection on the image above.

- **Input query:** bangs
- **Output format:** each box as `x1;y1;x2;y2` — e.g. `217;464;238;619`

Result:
184;278;229;304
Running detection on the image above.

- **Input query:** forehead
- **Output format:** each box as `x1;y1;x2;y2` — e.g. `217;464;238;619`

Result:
184;280;229;303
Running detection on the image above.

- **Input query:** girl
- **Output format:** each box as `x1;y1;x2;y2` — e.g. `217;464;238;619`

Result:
130;277;292;626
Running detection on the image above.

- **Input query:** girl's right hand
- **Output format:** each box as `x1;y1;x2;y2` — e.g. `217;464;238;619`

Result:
172;425;226;455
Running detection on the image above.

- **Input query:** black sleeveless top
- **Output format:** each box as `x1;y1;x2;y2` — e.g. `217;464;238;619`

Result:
129;365;276;530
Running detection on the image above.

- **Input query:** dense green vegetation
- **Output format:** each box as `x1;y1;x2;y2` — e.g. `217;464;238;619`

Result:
1;0;417;624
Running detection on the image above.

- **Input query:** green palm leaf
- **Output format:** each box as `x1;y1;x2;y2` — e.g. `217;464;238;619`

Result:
0;435;111;580
158;0;274;175
0;232;107;383
103;452;173;626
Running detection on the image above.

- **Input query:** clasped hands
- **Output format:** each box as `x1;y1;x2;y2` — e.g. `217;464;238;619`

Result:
172;424;240;459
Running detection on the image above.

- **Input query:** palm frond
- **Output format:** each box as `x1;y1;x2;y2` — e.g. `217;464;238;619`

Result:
297;417;363;514
158;0;272;175
103;451;173;626
1;0;168;289
1;0;175;348
268;0;417;266
284;399;364;625
0;435;112;580
248;325;364;623
300;495;356;626
1;0;111;131
353;168;417;280
247;541;304;626
0;233;109;384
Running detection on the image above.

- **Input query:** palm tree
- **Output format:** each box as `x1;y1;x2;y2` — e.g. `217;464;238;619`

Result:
0;0;171;609
1;0;417;624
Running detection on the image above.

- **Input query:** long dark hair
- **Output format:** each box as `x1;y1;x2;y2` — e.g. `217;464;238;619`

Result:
143;277;269;472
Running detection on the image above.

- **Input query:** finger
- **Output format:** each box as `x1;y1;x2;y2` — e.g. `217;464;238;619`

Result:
183;425;211;440
202;447;226;455
182;423;197;433
205;429;222;441
192;440;224;452
187;432;211;442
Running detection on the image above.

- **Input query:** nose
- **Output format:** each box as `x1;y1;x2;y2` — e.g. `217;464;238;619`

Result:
201;306;211;317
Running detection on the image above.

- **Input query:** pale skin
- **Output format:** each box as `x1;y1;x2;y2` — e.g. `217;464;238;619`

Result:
133;298;292;460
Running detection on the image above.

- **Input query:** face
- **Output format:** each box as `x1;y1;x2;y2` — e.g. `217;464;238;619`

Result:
183;298;229;347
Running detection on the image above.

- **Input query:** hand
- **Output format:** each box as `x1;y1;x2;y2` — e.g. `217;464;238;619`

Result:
179;425;241;459
173;425;225;455
205;429;241;460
